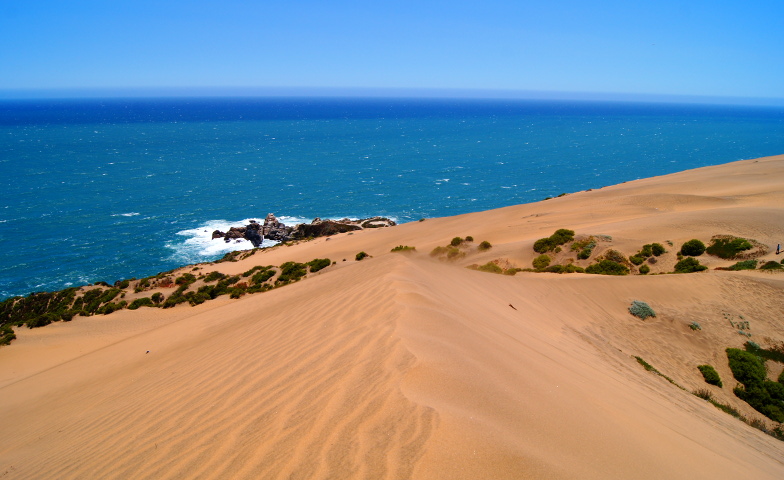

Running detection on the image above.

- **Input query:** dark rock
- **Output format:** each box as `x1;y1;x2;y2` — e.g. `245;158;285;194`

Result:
211;230;225;239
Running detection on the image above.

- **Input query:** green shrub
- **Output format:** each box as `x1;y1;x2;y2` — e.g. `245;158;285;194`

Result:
532;254;551;270
203;271;226;283
680;239;706;256
689;321;702;330
651;243;666;256
450;237;463;247
698;365;722;387
726;348;766;387
175;273;197;285
760;261;783;270
674;257;708;273
478;241;492;251
639;265;650;275
706;237;753;259
586;260;629;276
477;262;503;274
277;262;308;283
602;249;628;264
151;292;164;304
726;260;758;271
430;246;448;256
629;255;644;266
116;279;131;289
571;237;596;259
355;251;369;261
391;245;416;252
542;264;585;274
307;258;331;272
128;297;155;310
251;268;275;284
465;236;474;242
629;300;656;319
533;229;575;253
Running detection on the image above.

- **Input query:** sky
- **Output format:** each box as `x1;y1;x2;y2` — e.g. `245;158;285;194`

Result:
1;0;783;102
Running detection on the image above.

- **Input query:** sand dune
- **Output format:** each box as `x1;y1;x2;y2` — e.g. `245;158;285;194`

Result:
2;155;784;478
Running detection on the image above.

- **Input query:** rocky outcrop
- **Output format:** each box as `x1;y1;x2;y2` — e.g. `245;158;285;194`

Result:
211;214;396;247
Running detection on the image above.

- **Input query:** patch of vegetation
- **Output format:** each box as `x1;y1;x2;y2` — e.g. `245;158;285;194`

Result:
355;251;369;261
689;322;702;331
477;262;504;274
430;245;465;260
674;257;708;273
175;273;197;285
277;262;308;284
680;239;706;257
532;254;551;270
450;237;464;247
391;245;416;252
638;264;650;275
586;260;629;276
722;260;758;271
478;240;492;251
250;268;275;284
629;300;656;320
465;236;474;242
744;341;784;364
697;364;722;387
541;264;585;274
571;237;596;260
760;261;784;270
306;258;331;272
726;348;784;422
706;236;753;259
128;297;156;310
533;229;575;253
651;243;666;256
203;271;227;283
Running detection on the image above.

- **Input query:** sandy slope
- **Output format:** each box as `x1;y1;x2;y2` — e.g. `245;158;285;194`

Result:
2;155;784;479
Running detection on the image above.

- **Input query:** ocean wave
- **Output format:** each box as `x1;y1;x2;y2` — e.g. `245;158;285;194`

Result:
111;212;140;217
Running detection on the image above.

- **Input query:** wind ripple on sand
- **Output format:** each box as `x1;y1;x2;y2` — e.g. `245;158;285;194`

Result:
0;258;436;480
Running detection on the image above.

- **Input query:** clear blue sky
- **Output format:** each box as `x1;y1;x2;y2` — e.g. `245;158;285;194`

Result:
2;0;783;101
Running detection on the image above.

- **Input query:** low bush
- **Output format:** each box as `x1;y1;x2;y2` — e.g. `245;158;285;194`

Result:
450;237;464;247
706;237;753;259
724;260;758;271
541;264;584;274
651;243;666;256
128;297;155;310
586;260;629;276
726;347;784;422
307;258;331;272
639;265;650;275
629;300;656;320
571;237;596;260
251;268;275;285
151;292;164;304
477;262;504;274
277;262;308;284
355;251;369;261
532;254;551;270
391;245;416;252
175;273;197;285
760;261;783;270
478;241;492;251
533;229;575;253
629;255;644;266
680;239;706;256
674;257;707;273
698;364;722;387
204;271;226;283
689;322;701;331
465;236;474;242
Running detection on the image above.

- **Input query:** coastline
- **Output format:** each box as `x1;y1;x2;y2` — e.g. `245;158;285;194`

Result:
2;155;784;478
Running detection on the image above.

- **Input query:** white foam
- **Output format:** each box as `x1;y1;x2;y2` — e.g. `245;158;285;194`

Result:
112;212;140;217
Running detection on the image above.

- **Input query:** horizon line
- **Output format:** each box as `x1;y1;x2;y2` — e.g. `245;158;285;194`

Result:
2;86;784;107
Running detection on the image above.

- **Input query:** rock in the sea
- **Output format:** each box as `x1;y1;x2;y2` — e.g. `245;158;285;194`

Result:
211;230;225;239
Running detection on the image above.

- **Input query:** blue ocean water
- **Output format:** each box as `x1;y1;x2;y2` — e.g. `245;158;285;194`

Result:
1;97;784;299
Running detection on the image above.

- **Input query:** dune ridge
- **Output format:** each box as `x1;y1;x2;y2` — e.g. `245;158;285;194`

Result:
2;155;784;478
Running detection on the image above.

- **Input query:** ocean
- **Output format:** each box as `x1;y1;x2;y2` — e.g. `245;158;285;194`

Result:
2;97;784;299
